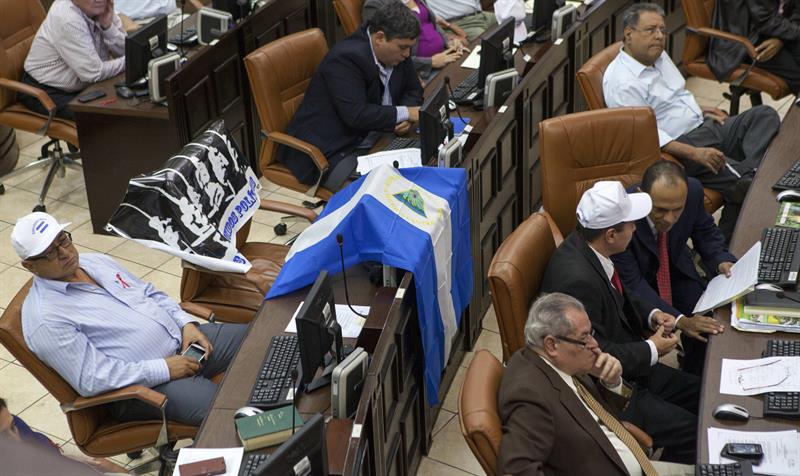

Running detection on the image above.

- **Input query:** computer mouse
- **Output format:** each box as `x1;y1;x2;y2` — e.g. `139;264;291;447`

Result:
756;283;784;292
448;99;457;111
234;406;263;419
116;86;134;99
713;403;750;422
777;189;800;202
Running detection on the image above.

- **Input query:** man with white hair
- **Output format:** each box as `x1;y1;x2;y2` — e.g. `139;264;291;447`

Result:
499;293;693;475
540;181;699;464
12;211;246;426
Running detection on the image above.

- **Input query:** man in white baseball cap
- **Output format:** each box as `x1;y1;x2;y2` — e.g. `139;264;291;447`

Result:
11;212;246;428
540;180;701;464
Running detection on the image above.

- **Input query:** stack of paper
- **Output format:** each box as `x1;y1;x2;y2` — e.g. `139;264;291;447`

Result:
708;428;800;475
731;296;800;334
693;242;760;314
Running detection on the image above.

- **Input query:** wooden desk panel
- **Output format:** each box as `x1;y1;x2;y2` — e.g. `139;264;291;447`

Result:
699;105;800;463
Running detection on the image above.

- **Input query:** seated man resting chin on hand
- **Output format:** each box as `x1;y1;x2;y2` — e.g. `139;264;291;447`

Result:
13;212;247;427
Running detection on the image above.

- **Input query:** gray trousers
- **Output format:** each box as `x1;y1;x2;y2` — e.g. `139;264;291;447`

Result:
675;105;780;240
110;323;247;426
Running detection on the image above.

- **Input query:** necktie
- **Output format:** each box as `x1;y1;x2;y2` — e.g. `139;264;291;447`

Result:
573;378;659;476
657;232;673;305
611;269;624;296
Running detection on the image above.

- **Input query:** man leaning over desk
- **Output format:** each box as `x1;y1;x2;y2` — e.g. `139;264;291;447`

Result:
22;0;126;121
277;2;424;192
13;212;246;427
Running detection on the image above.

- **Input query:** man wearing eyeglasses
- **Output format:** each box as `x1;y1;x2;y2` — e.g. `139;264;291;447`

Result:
11;212;246;427
602;2;780;242
540;181;699;464
499;293;694;476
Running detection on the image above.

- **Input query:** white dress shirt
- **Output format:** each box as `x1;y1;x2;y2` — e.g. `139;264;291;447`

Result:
115;0;176;20
603;47;703;147
24;0;125;92
588;245;659;365
425;0;481;21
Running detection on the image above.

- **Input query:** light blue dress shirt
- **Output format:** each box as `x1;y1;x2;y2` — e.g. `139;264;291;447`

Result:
367;28;409;124
602;47;703;147
425;0;481;21
22;253;194;397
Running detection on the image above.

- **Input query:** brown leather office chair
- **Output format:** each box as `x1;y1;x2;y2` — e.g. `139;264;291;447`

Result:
180;199;316;324
244;28;334;207
576;41;724;213
681;0;791;115
333;0;364;36
540;107;663;239
0;0;81;213
488;212;562;363
0;280;204;470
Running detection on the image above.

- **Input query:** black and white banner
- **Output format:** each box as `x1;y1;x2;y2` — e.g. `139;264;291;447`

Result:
106;120;261;273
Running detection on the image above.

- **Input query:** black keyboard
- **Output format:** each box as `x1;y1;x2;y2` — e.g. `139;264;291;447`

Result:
384;136;420;151
170;27;197;45
763;339;800;419
247;335;300;408
773;159;800;190
451;70;480;104
239;453;268;476
696;461;753;476
758;227;800;286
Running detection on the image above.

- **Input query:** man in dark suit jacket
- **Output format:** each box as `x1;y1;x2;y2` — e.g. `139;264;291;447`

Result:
278;2;424;190
540;181;700;464
613;161;730;376
499;292;694;475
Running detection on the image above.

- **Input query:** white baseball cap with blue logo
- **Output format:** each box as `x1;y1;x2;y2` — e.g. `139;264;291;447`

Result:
11;212;71;260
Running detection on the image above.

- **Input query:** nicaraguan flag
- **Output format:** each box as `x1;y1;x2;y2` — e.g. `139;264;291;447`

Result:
266;164;473;405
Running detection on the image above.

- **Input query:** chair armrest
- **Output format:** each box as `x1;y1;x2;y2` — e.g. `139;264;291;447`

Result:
61;385;166;413
687;27;757;59
179;302;215;321
622;421;653;452
0;78;57;136
181;261;271;294
266;131;330;173
260;199;317;223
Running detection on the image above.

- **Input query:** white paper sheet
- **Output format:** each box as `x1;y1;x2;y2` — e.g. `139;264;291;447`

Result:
720;356;800;396
356;149;421;175
693;241;760;314
460;45;482;69
172;447;244;476
285;303;369;338
707;428;800;475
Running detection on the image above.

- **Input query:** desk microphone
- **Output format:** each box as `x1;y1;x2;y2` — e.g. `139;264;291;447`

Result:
443;76;467;125
291;367;299;435
776;291;800;306
336;234;368;318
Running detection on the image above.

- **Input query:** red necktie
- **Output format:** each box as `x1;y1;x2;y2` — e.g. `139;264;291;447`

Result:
657;231;673;305
611;269;624;296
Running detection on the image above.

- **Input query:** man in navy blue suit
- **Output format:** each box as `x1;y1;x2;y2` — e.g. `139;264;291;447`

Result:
278;2;424;191
612;160;730;375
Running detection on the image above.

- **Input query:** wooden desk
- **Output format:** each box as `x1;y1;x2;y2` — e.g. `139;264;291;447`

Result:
699;105;800;463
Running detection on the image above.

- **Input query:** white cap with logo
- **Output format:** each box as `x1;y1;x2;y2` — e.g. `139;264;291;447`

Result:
11;212;71;260
576;181;652;229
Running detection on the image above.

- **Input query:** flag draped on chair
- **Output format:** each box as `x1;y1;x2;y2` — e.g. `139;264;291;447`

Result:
267;164;473;405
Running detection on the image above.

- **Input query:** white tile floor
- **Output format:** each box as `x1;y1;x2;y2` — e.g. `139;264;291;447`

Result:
0;77;789;474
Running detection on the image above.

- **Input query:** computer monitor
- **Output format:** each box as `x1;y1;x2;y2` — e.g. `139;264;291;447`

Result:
295;270;343;392
125;15;168;86
419;83;451;165
477;18;516;93
253;413;328;476
530;0;559;41
212;0;251;22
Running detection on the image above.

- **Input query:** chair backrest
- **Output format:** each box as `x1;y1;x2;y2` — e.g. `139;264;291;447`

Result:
458;349;503;476
333;0;364;37
243;28;329;170
576;41;622;110
681;0;715;66
0;0;46;110
488;212;559;362
539;107;661;238
0;279;106;446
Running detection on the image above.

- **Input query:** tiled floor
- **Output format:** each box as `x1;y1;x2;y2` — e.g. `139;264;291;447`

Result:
0;77;790;474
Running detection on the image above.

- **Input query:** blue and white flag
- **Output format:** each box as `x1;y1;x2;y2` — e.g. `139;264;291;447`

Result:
267;164;473;405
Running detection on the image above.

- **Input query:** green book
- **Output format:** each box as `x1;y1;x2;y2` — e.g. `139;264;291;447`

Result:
775;202;800;229
235;405;304;451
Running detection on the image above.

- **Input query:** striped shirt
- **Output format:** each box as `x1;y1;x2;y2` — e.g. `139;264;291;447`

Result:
24;0;126;93
22;253;194;397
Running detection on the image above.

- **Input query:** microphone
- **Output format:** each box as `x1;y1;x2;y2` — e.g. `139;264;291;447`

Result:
776;291;800;306
443;76;467;125
336;234;369;318
291;367;299;435
393;160;400;169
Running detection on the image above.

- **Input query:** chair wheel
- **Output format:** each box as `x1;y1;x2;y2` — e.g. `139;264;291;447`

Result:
274;223;287;236
33;204;46;213
0;184;4;194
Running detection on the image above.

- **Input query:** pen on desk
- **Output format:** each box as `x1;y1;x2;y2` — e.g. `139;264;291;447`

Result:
725;162;741;178
99;97;117;106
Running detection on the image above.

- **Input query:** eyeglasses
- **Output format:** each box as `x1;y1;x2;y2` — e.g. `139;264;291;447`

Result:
554;329;596;348
632;26;667;37
28;231;73;262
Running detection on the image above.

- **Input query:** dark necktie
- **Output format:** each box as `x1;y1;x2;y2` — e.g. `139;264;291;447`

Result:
657;231;673;306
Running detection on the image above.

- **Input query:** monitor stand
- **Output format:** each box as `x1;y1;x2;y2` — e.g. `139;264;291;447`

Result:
303;321;354;393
